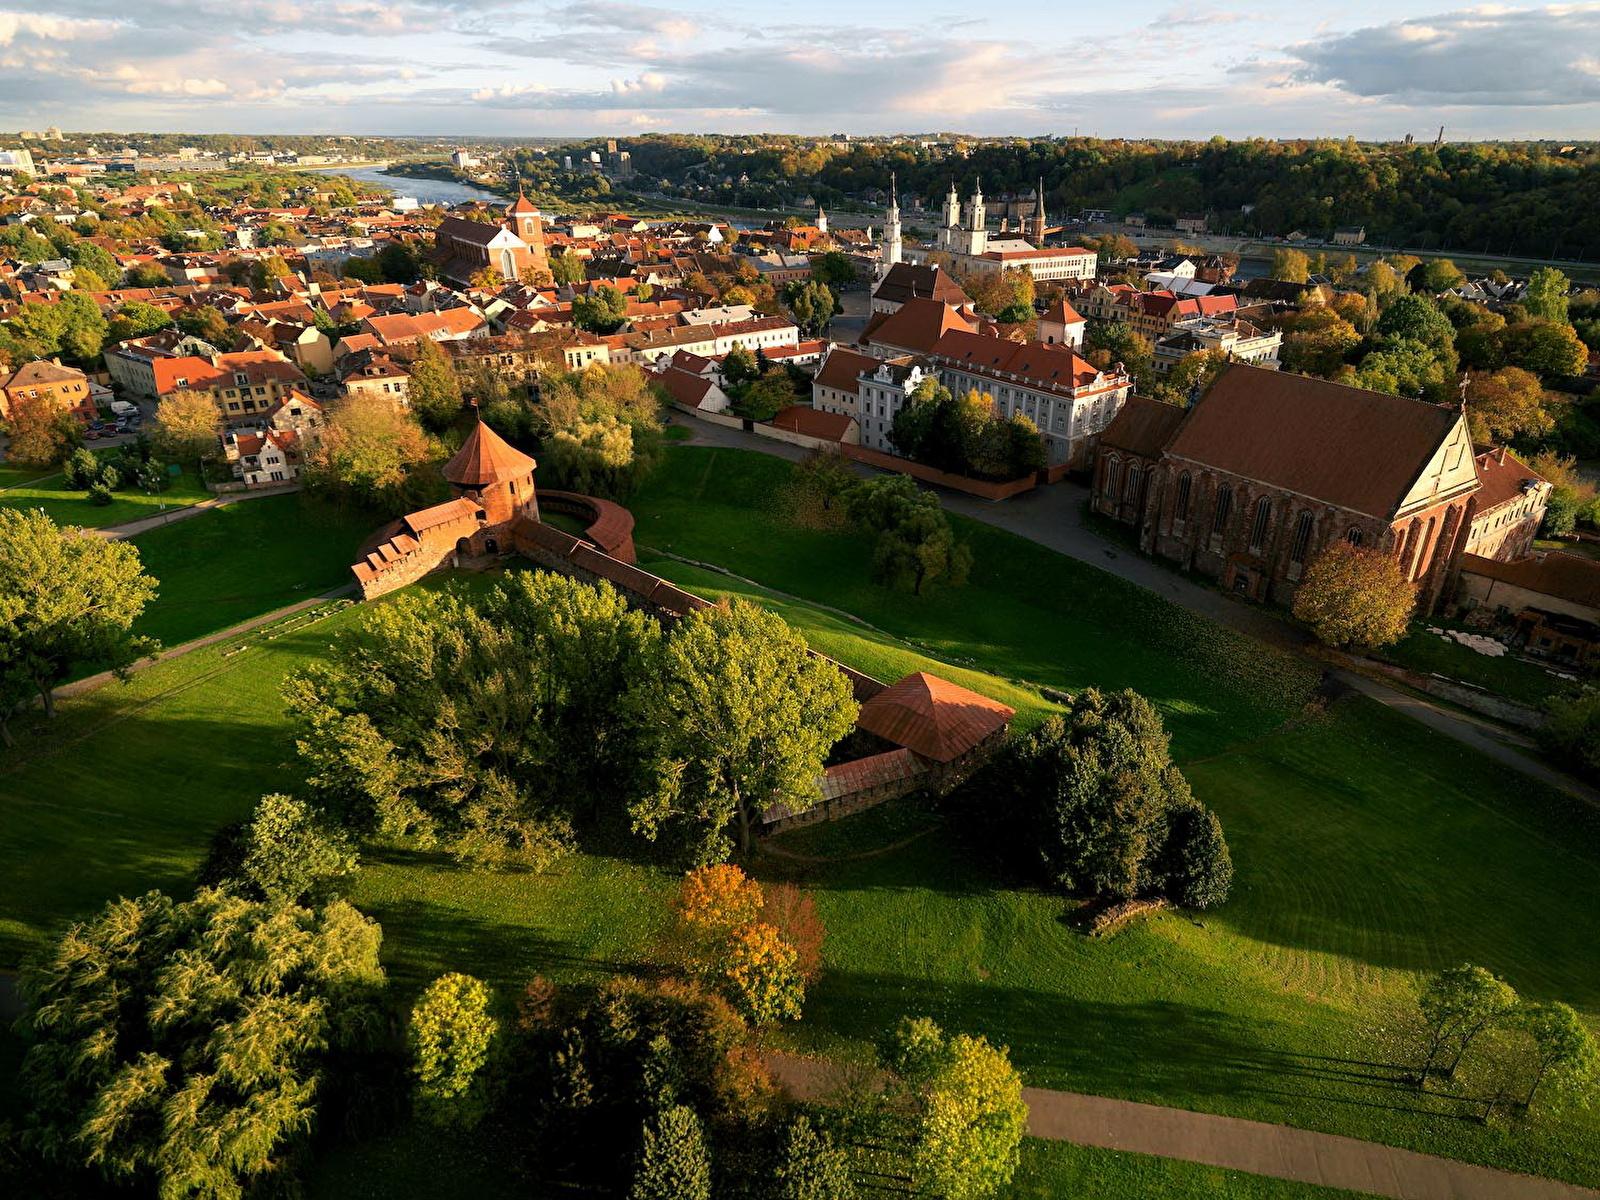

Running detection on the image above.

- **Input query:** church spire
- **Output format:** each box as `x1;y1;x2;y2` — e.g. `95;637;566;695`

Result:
1031;176;1046;246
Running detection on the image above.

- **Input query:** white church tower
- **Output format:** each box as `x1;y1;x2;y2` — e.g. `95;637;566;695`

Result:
816;204;828;235
881;172;903;272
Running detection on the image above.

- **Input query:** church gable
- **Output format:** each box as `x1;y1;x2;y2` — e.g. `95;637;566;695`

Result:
1396;413;1477;518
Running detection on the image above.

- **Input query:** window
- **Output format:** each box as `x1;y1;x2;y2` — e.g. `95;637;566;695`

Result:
1125;465;1141;502
1176;472;1192;519
1289;511;1314;563
1103;456;1123;500
1211;484;1233;535
1249;498;1271;552
1346;527;1364;547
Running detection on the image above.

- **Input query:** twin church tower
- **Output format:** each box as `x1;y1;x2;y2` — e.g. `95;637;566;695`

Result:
879;174;1048;272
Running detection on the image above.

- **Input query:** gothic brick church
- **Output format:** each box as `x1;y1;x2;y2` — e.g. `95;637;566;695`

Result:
1093;364;1481;612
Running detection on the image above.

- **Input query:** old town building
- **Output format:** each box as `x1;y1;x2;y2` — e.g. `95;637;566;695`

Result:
1094;365;1481;612
1463;446;1550;561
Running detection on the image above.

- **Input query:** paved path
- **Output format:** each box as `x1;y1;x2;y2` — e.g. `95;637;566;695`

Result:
768;1054;1600;1200
94;483;302;540
675;414;1600;806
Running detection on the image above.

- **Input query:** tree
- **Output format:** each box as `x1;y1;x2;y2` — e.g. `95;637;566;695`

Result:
633;599;857;861
1281;312;1361;377
469;266;504;290
810;250;856;291
407;336;464;432
1415;965;1519;1082
1463;367;1553;445
1523;267;1571;324
1292;541;1417;650
720;921;805;1025
760;882;827;984
286;586;577;867
676;863;765;941
788;447;857;529
783;279;836;337
409;973;501;1128
1155;799;1234;910
878;1019;1027;1200
19;889;385;1198
1538;688;1600;781
0;510;156;741
573;285;629;334
106;300;172;343
122;262;170;288
993;688;1218;902
1271;248;1310;283
1374;294;1457;363
199;792;359;905
630;1104;711;1200
551;252;587;286
720;343;758;390
175;304;230;345
1501;320;1588;378
773;1115;855;1200
151;389;221;473
1417;258;1465;293
1515;1001;1599;1114
303;395;442;514
732;369;796;421
378;241;421;284
1161;348;1229;404
845;474;972;594
9;292;107;363
251;255;292;292
3;394;81;468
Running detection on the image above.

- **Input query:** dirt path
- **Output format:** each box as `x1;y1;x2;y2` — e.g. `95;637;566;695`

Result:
767;1053;1600;1200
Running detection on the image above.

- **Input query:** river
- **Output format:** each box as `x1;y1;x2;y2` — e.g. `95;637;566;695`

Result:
308;165;502;207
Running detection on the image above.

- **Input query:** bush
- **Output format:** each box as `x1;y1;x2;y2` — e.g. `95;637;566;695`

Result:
198;792;359;905
1292;541;1416;650
409;973;501;1129
630;1104;711;1200
1157;800;1234;909
1539;688;1600;781
85;480;114;506
62;446;100;489
772;1115;855;1200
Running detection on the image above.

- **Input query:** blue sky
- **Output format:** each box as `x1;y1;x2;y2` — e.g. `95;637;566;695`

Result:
2;2;1599;138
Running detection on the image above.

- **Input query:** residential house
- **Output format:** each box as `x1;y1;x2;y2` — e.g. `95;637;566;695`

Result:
0;358;95;422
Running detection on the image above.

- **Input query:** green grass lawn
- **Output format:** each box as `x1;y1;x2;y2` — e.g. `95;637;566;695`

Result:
1379;622;1576;708
0;460;210;528
1007;1141;1375;1199
125;493;374;649
4;445;1600;1189
0;461;54;490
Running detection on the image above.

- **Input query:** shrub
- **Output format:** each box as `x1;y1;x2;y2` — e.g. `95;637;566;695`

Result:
772;1114;855;1200
409;972;501;1128
198;792;359;905
760;882;826;984
86;480;114;506
720;922;805;1026
1292;540;1417;650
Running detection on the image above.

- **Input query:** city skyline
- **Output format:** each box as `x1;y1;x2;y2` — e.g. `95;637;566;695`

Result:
1;2;1599;139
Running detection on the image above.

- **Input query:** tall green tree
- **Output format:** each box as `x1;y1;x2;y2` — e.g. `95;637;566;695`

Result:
633;599;858;861
0;510;157;740
1523;267;1571;324
573;285;629;334
845;474;973;594
773;1115;855;1200
1514;1001;1599;1114
19;889;386;1198
407;336;464;432
878;1018;1027;1200
630;1105;711;1200
783;279;836;337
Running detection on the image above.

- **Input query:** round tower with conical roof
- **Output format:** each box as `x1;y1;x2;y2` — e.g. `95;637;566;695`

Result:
443;414;538;530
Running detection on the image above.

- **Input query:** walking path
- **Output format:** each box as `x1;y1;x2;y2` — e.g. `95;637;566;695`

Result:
51;584;354;704
675;415;1600;807
767;1053;1600;1200
94;483;302;540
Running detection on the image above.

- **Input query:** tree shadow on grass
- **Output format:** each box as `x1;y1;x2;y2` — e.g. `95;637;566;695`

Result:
805;967;1474;1127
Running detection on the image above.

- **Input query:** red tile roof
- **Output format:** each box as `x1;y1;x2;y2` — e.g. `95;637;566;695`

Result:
443;419;537;488
1165;364;1472;520
1473;446;1546;515
930;329;1110;394
814;347;879;393
771;405;855;441
856;672;1014;763
1100;393;1187;459
864;298;977;355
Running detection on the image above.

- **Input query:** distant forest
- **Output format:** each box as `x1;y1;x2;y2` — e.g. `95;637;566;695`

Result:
610;136;1600;261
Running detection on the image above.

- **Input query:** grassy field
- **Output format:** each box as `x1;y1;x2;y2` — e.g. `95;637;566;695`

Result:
0;460;210;528
125;493;373;648
1379;622;1575;708
4;445;1599;1189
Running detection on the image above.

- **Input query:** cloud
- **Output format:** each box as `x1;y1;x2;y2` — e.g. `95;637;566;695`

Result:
1291;4;1600;106
0;11;118;44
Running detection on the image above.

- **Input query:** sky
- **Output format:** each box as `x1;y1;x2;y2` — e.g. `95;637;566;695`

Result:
2;1;1600;139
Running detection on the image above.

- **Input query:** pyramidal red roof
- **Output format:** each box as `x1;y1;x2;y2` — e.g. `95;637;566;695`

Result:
1043;297;1084;325
444;419;536;488
856;671;1014;763
508;191;540;215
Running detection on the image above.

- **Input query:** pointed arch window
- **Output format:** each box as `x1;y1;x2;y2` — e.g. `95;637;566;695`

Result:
1211;484;1233;535
1289;511;1314;564
1249;498;1272;552
1176;472;1192;520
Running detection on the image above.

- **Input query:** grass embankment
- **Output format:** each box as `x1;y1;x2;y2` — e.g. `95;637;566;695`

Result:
1380;623;1574;708
2;445;1597;1188
126;493;373;648
0;462;210;528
